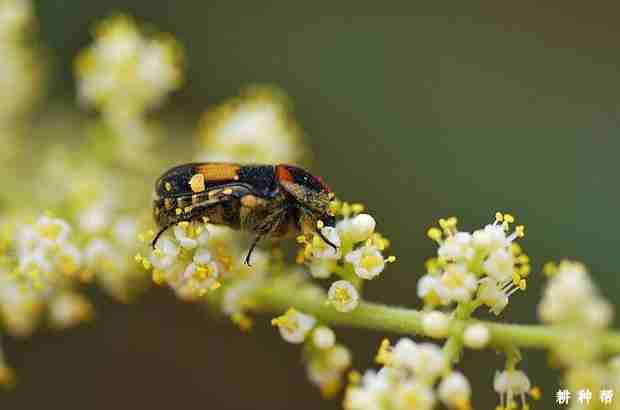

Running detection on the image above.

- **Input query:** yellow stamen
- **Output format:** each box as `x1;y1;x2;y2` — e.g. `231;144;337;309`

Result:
347;371;361;385
375;338;392;365
427;227;442;242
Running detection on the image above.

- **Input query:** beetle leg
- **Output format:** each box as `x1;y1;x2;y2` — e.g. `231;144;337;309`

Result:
317;228;339;251
151;224;172;248
244;207;291;266
244;235;262;266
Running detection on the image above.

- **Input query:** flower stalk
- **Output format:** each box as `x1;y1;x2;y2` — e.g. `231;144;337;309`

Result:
251;280;620;355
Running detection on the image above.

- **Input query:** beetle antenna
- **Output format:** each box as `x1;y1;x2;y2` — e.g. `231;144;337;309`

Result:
151;224;172;249
317;229;339;251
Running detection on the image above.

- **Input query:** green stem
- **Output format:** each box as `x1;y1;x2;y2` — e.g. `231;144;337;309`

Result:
252;282;620;355
442;302;478;364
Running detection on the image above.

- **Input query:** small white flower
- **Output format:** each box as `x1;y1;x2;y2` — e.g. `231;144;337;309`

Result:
344;370;389;410
149;237;180;270
173;225;198;249
328;280;359;312
272;309;316;344
32;215;71;245
221;280;257;315
494;369;532;409
477;277;509;315
179;260;219;298
409;343;448;382
193;248;212;265
472;223;508;253
393;380;436;410
326;345;352;370
463;323;490;349
583;300;613;329
438;371;471;409
483;248;514;283
440;263;478;303
312;326;336;350
338;213;376;243
438;232;473;261
391;338;418;368
345;245;385;280
392;339;447;382
311;227;341;260
309;259;333;279
422;311;450;339
306;359;340;389
417;274;450;305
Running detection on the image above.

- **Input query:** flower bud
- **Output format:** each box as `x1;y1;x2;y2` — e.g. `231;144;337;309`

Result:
463;323;490;349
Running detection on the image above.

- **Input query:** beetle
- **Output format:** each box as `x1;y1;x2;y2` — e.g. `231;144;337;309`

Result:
152;162;338;265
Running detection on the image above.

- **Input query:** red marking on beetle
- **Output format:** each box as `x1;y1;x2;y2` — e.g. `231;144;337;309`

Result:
315;175;331;193
276;164;294;182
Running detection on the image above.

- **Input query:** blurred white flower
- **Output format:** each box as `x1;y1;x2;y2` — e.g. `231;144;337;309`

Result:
272;308;316;344
538;260;613;329
312;326;336;350
421;311;450;339
463;323;490;349
75;14;183;115
438;371;471;409
494;369;532;410
196;86;305;164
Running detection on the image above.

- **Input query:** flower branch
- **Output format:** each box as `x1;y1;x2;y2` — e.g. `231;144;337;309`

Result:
250;280;620;355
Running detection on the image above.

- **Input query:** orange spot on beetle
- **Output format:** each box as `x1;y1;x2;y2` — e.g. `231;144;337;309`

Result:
197;163;240;181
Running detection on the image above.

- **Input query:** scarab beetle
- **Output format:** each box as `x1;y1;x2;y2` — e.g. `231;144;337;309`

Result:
152;162;337;265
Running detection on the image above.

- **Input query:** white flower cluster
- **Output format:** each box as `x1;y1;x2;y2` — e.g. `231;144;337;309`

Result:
75;14;183;117
15;215;81;286
417;213;529;315
300;206;394;313
345;338;471;410
538;260;612;329
272;311;352;397
84;215;146;302
142;221;222;300
537;261;616;403
307;326;352;397
0;215;92;337
196;86;306;164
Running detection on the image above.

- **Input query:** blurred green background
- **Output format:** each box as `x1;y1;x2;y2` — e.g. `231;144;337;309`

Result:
2;1;620;409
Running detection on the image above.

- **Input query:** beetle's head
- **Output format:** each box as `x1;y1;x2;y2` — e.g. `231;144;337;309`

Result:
276;164;335;228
